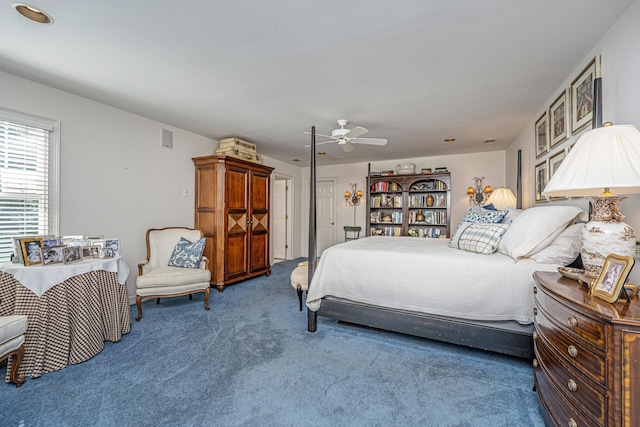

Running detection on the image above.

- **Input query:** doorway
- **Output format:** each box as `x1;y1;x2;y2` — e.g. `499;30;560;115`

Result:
273;175;292;263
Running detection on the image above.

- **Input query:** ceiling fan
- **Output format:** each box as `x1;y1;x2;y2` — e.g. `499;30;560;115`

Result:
304;119;388;152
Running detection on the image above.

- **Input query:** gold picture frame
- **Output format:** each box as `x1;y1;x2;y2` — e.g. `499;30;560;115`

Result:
571;55;600;133
550;89;570;147
591;254;635;303
534;160;548;202
535;112;549;158
20;237;44;266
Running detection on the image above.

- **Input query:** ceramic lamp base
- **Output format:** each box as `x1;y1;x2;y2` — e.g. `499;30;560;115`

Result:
580;196;636;277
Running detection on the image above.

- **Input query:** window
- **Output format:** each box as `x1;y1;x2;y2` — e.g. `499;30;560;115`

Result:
0;108;59;262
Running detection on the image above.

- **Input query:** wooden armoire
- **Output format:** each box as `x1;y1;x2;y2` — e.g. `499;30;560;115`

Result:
193;155;274;291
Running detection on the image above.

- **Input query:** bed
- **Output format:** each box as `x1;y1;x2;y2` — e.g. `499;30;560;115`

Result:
305;128;587;359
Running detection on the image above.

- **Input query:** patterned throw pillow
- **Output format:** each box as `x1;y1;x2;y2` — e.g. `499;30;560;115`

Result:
451;223;510;255
168;237;206;268
461;205;508;224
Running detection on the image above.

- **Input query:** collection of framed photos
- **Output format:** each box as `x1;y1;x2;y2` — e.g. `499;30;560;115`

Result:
12;235;120;267
534;55;600;202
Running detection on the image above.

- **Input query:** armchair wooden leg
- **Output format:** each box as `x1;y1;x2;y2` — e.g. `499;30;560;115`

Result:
297;285;303;311
135;295;143;321
189;294;192;300
156;298;160;304
204;287;210;311
8;345;26;387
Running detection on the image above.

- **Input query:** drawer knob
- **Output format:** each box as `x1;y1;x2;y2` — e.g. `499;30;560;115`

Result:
533;331;538;340
533;286;537;294
532;358;538;368
568;379;578;392
568;345;578;358
568;418;577;427
533;307;538;315
567;316;578;328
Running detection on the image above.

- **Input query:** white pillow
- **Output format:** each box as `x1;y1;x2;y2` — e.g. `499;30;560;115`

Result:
502;208;523;224
497;206;587;261
530;223;584;265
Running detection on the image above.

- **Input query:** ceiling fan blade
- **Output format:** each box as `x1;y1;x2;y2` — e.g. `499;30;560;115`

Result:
350;137;388;146
339;141;354;152
344;126;368;139
303;131;334;139
304;140;336;148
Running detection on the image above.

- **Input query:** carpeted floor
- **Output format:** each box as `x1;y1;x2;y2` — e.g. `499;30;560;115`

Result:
1;259;545;426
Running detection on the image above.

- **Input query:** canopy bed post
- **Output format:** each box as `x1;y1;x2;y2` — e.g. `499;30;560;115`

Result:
307;126;318;332
516;150;522;209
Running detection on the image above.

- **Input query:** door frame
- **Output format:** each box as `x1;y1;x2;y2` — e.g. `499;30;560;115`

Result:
303;177;337;257
271;173;293;264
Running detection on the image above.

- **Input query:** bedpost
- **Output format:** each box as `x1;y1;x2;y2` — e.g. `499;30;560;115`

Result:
307;126;318;332
516;150;522;209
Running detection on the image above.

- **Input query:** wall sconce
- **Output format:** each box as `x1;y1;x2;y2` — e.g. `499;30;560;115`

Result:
467;177;492;205
345;183;363;207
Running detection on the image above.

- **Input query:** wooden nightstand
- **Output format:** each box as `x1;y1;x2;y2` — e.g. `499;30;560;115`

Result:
533;271;640;427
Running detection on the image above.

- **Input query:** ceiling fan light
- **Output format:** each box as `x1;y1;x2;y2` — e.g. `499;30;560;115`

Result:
12;3;53;24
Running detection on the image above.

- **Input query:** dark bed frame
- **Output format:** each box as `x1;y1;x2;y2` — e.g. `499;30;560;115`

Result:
305;126;534;359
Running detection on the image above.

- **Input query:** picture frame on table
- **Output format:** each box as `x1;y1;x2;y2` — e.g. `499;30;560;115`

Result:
91;239;106;248
534;160;548;202
62;246;83;264
535;112;549;158
43;238;60;247
591;254;635;303
571;55;599;133
61;235;84;247
12;236;34;264
104;238;119;256
550;89;570;147
41;245;65;266
99;247;115;258
81;246;100;259
21;237;44;266
84;235;104;241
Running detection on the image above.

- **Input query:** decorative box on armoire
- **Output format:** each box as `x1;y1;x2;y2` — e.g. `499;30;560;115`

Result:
193;155;273;292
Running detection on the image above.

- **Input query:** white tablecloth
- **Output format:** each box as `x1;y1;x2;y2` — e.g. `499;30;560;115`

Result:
0;256;130;296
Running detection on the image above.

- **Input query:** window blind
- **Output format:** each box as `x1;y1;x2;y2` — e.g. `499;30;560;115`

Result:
0;119;51;262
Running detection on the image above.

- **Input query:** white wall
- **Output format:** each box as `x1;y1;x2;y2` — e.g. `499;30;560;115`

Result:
0;70;215;300
506;0;640;230
300;151;506;256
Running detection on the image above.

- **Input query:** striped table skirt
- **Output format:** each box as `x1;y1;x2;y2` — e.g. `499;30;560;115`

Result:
0;270;131;381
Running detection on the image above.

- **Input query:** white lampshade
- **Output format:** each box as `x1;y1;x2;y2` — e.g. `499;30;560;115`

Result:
543;124;640;198
484;186;517;210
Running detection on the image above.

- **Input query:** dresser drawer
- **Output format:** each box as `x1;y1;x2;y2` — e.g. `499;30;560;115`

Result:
535;335;606;425
535;305;606;386
535;360;604;427
535;285;605;350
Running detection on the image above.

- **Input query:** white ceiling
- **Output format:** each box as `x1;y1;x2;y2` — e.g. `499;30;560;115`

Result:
0;0;632;166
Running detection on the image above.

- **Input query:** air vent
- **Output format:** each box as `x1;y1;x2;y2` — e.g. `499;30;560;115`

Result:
484;138;497;144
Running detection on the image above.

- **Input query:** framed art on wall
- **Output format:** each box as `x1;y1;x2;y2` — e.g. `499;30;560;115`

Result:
571;56;599;133
535;112;549;158
550;89;569;146
549;150;566;180
535;160;548;202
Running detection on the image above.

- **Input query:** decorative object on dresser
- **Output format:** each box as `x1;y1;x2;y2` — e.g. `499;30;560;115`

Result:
396;163;416;175
590;254;635;303
214;137;262;164
533;271;640;427
543;123;640;277
193;155;274;291
367;163;451;238
466;176;492;205
484;186;517;210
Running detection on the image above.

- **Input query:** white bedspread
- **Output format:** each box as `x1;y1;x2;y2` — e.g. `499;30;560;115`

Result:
306;237;559;324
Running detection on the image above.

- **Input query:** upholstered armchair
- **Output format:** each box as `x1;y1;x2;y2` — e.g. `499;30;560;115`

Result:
0;314;28;387
135;227;211;321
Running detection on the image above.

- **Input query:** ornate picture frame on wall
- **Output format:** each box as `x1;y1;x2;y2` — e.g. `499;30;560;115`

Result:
571;55;599;133
534;160;548;202
591;254;635;303
548;150;566;200
550;89;570;146
535;112;549;158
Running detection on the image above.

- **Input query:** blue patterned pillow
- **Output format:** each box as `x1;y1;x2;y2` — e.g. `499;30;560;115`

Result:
461;205;507;224
168;237;206;268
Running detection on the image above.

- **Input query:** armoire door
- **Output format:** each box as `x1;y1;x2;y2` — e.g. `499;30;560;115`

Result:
249;169;271;274
224;164;249;281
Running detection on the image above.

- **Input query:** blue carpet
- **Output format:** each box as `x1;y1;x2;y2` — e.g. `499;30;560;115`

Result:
1;259;544;426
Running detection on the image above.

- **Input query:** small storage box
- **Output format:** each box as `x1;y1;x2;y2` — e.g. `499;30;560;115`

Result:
218;137;257;153
214;146;262;164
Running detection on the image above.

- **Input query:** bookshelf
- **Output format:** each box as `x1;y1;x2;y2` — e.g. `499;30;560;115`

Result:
367;170;451;238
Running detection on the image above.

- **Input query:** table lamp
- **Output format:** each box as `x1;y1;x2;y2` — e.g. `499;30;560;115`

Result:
543;123;640;277
484;186;517;210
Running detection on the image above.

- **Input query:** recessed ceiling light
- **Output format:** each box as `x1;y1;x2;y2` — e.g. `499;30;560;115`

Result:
444;138;456;142
291;158;301;162
484;138;497;144
318;152;326;155
12;3;53;24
